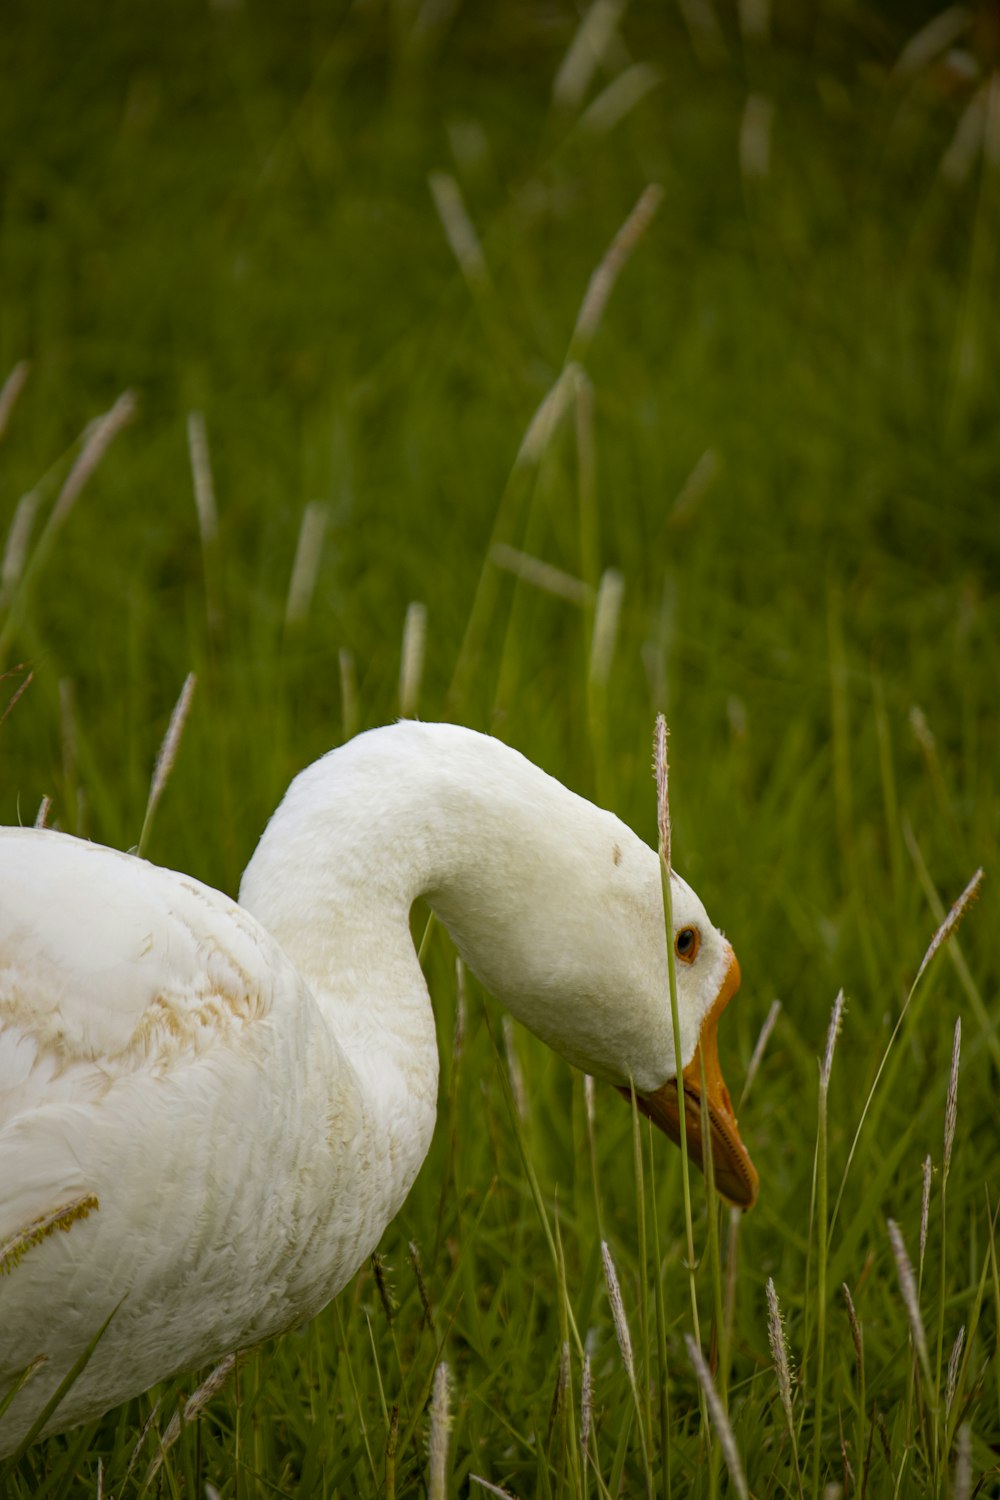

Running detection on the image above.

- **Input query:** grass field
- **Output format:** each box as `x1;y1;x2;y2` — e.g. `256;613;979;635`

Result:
1;0;999;1494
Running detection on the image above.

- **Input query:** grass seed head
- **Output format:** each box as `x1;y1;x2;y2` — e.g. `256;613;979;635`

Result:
428;1361;452;1500
684;1333;749;1500
765;1277;795;1426
580;1349;592;1463
821;989;846;1089
600;1240;634;1383
399;600;427;718
946;1325;965;1421
653;714;670;868
953;1422;972;1500
887;1218;931;1382
915;869;984;988
920;1154;933;1271
842;1283;863;1370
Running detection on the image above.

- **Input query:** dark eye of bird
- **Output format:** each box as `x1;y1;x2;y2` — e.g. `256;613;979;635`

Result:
675;926;699;963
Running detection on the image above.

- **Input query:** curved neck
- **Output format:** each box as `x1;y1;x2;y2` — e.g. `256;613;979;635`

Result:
238;724;678;1200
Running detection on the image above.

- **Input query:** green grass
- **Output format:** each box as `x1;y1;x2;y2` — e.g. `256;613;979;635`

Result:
1;0;998;1494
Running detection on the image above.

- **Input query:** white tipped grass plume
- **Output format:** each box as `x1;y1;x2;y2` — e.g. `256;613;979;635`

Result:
490;544;591;606
946;1325;965;1424
887;1218;932;1389
138;672;197;857
739;94;774;181
685;1335;749;1500
339;648;359;742
739;997;780;1109
766;1278;802;1496
501;1014;528;1123
145;1353;236;1482
671;447;721;525
944;1017;961;1181
577;63;662;138
580;1349;592;1466
653;716;702;1356
428;1360;452;1500
953;1421;972;1500
429;170;491;292
399;601;427;719
588;568;623;688
0;391;136;661
599;1241;634;1385
811;989;844;1500
914;870;983;990
186;411;218;548
919;1154;933;1281
552;0;627;114
0;492;39;610
568;184;663;362
284;501;328;628
0;359;29;441
833;868;986;1237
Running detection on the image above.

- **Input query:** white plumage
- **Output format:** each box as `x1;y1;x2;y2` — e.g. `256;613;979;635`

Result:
0;721;755;1453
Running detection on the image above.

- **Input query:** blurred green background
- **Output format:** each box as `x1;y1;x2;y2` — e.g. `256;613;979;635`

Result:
1;0;998;1493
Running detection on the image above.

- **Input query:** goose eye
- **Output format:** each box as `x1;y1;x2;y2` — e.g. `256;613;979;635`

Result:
675;926;700;964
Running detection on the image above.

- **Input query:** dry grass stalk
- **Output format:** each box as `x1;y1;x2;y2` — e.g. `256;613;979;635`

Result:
399;600;427;718
684;1333;749;1500
600;1240;634;1383
0;360;29;441
284;501;328;627
139;672;197;856
944;1017;961;1181
570;184;663;359
589;569;623;688
583;1073;595;1131
428;1360;451;1500
34;795;51;829
914;869;984;988
887;1219;931;1385
490;544;591;606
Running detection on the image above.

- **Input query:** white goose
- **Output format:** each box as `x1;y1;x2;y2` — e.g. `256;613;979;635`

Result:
0;721;757;1455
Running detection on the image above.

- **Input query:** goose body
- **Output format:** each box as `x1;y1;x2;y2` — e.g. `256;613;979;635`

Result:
0;722;756;1453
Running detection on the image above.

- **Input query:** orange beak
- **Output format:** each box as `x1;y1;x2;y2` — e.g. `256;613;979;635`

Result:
620;950;759;1209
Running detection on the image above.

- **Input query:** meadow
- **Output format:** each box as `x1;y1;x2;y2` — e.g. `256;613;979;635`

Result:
1;0;998;1494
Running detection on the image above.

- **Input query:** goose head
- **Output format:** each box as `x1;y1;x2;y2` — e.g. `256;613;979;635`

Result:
616;873;758;1210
